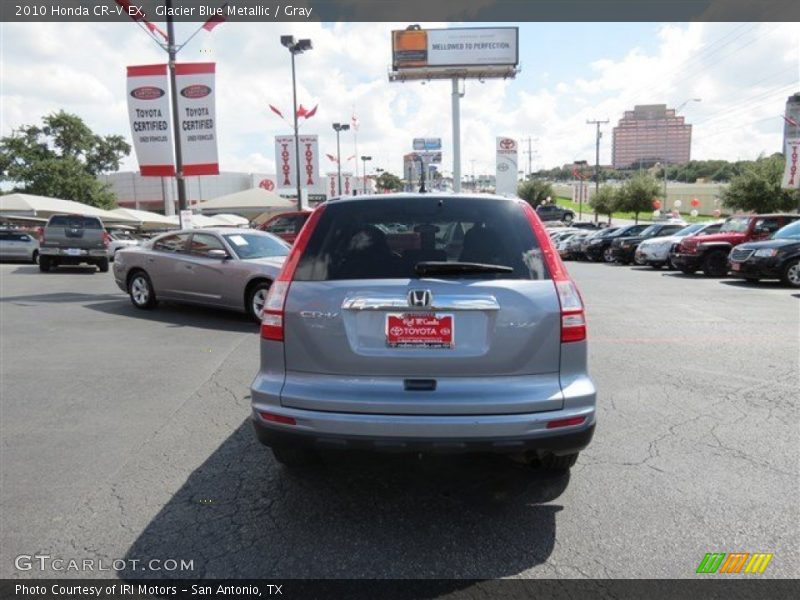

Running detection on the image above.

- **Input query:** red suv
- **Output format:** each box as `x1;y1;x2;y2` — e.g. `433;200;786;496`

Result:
671;214;800;277
258;211;311;244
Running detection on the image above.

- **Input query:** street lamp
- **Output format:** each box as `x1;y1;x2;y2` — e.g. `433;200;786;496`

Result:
663;98;701;204
361;155;372;194
332;122;350;195
281;35;313;210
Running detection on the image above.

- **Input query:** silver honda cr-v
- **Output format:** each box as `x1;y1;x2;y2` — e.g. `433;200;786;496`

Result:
251;194;596;471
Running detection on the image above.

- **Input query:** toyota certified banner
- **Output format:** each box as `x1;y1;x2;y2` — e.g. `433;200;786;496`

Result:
781;138;800;190
495;136;518;196
175;63;219;176
274;134;320;194
126;64;174;176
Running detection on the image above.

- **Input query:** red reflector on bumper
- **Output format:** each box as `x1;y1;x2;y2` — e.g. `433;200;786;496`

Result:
546;416;586;429
259;412;296;426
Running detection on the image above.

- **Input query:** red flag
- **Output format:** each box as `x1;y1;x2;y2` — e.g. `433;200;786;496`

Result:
203;4;228;31
346;155;356;161
783;115;799;127
326;154;338;163
115;1;167;41
304;104;318;119
351;113;359;131
269;105;284;118
296;104;308;118
144;20;168;41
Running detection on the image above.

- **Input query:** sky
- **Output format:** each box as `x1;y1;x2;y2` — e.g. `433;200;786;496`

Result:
1;21;798;179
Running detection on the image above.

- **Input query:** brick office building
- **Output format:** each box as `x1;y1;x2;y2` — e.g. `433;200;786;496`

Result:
612;104;692;170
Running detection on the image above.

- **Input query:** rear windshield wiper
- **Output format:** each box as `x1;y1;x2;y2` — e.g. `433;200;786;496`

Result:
414;261;513;276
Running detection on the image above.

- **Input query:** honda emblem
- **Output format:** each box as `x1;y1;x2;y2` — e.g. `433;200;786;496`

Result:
407;289;432;308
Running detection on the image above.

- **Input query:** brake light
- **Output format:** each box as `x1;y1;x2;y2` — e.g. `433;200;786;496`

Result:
519;201;586;343
260;204;327;341
546;416;586;429
102;231;111;248
259;412;296;426
37;227;45;244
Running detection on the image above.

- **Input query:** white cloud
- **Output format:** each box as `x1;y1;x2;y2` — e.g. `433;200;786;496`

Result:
1;21;797;182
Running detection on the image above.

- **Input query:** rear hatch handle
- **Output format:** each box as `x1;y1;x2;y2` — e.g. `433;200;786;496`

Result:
342;295;500;311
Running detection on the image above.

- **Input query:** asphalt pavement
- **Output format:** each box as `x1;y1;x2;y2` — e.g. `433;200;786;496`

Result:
0;259;797;579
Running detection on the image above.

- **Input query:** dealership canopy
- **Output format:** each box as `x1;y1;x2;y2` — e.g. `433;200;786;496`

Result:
0;193;140;224
195;187;295;217
110;207;179;230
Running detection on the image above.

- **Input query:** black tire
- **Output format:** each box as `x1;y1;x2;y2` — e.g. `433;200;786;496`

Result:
271;445;319;468
602;248;616;263
38;256;51;272
31;250;39;265
781;258;800;288
702;250;729;278
562;213;574;224
246;280;272;322
97;258;109;273
650;262;664;270
128;271;157;310
665;256;675;270
678;265;698;275
541;452;579;472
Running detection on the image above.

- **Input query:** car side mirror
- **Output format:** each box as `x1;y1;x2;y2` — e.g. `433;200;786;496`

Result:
206;249;229;260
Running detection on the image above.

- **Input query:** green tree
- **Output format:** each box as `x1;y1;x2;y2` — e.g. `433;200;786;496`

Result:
618;173;661;223
517;179;553;207
0;111;130;209
374;171;403;192
721;154;800;213
590;184;619;222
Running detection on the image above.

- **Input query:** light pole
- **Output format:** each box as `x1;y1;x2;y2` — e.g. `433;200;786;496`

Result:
663;98;700;205
360;156;372;194
281;35;313;210
332;122;350;195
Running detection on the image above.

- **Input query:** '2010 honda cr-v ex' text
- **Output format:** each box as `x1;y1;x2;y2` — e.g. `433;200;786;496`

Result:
250;194;596;472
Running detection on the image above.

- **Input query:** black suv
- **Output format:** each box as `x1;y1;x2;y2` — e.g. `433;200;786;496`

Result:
583;223;649;262
608;222;686;265
536;204;575;223
727;220;800;287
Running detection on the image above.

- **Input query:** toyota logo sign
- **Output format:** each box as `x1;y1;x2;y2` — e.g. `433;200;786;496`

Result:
259;179;275;191
499;138;516;150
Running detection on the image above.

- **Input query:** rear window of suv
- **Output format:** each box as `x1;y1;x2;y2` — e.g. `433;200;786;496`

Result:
293;197;549;281
48;216;102;229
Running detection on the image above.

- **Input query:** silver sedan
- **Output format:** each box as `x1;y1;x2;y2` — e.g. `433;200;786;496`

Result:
113;228;289;321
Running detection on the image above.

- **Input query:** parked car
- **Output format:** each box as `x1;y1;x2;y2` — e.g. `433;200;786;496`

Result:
583;224;649;262
579;227;620;261
251;194;596;471
258;211;311;244
635;221;724;269
107;228;140;260
536;203;575;223
671;213;800;277
559;230;594;260
727;220;800;287
608;222;686;265
38;214;109;272
0;228;39;263
569;221;602;230
113;228;290;321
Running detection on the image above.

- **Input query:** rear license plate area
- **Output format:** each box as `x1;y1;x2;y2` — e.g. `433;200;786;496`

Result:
386;313;454;348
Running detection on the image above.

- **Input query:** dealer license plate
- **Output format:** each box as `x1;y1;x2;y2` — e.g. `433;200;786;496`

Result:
731;263;741;271
65;248;83;256
386;313;454;348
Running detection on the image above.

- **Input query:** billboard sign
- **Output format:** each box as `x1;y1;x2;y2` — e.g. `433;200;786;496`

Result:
126;64;174;177
391;27;518;80
495;136;518;196
413;137;442;151
274;134;320;192
175;63;219;176
782;138;800;190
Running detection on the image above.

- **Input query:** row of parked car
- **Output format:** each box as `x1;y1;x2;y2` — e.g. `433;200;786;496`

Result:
547;212;800;288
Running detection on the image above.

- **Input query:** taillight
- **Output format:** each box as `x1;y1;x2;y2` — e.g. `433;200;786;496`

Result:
546;416;586;429
519;201;587;343
260;204;327;341
37;227;45;244
259;412;296;426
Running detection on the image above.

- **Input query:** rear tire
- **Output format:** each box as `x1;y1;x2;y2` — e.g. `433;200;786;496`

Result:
128;271;157;310
31;250;39;265
702;250;729;278
541;452;579;472
246;280;272;322
650;262;663;270
271;445;319;468
563;213;574;224
38;256;51;272
781;259;800;288
602;248;615;263
97;258;109;273
678;265;697;275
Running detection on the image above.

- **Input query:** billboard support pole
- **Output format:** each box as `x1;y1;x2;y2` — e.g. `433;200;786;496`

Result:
452;78;462;193
166;0;187;220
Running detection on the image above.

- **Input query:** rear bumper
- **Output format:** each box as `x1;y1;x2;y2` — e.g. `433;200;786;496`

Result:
670;252;702;270
636;246;669;264
40;247;108;261
727;259;782;279
253;416;595;455
609;246;634;262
